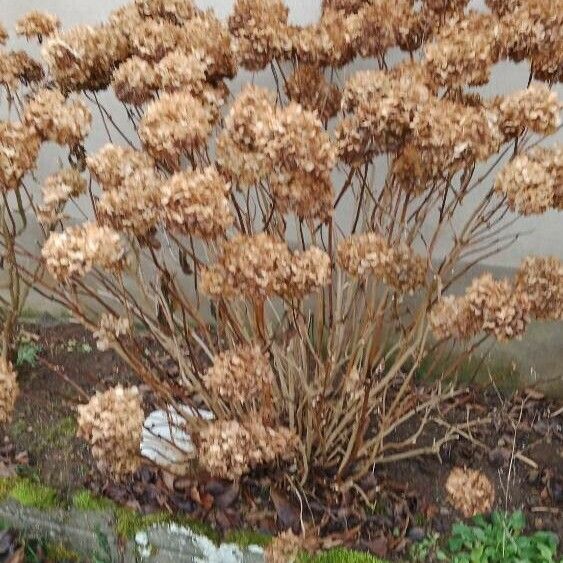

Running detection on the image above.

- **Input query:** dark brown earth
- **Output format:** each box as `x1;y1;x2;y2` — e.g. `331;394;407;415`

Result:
0;320;561;559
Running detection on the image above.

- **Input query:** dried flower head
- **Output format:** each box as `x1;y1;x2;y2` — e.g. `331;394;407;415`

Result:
93;314;131;351
492;84;560;140
216;85;275;186
430;296;480;341
465;273;530;341
77;385;143;476
203;344;274;409
494;146;562;215
23;88;92;146
112;56;158;105
156;49;207;95
0;358;19;424
139;90;215;167
229;0;290;71
338;233;426;293
38;168;87;225
42;25;129;92
197;419;298;480
135;0;200;24
87;144;155;190
0;51;44;87
42;223;125;282
179;12;237;80
129;19;181;62
424;12;501;87
97;167;162;236
161;167;232;239
202;233;331;300
446;467;495;517
16;11;60;40
515;256;563;321
267;103;336;219
0;121;41;192
285;65;341;122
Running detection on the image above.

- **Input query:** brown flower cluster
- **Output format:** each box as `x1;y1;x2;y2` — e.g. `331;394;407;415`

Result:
515;256;563;320
15;11;60;40
338;233;426;294
42;25;129;92
229;0;290;71
424;12;501;87
285;65;341;122
156;49;207;95
216;85;275;187
139;90;217;167
0;50;44;88
38;168;86;225
135;0;200;24
431;273;531;342
446;467;495;517
202;234;331;301
112;56;158;105
492;84;560;140
93;313;131;351
495;145;562;215
267;103;336;219
87;144;154;189
0;358;19;424
23;88;92;147
42;223;124;282
77;385;144;476
338;65;434;163
203;344;273;409
161;167;232;239
197;419;297;480
0;121;41;192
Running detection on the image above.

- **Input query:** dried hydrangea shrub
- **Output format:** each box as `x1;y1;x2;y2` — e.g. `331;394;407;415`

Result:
160;167;232;239
516;256;563;320
0;50;44;88
0;122;41;192
197;419;298;480
0;23;8;46
38;168;87;225
77;385;144;476
202;344;274;410
135;0;200;24
42;223;125;282
202;233;331;300
430;296;480;341
446;467;495;517
23;88;92;146
0;358;19;424
15;11;60;40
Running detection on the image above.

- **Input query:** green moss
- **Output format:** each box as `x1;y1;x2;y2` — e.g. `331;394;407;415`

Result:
299;548;386;563
71;489;114;512
9;478;58;509
225;529;272;548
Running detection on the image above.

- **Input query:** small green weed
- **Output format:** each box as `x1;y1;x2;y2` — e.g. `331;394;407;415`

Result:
16;341;42;368
409;532;440;562
437;511;559;563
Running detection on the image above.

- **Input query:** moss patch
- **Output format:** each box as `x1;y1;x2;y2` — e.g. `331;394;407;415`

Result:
224;529;271;548
300;547;386;562
8;479;58;510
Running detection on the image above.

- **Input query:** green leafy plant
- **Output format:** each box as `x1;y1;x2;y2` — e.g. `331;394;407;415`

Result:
437;511;559;563
15;341;42;368
409;532;440;562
